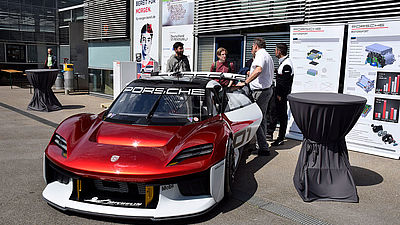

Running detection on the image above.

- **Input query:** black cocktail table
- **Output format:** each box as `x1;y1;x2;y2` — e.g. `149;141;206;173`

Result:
288;92;366;202
26;69;62;112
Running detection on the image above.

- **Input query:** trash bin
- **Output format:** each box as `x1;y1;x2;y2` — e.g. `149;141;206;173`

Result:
55;72;64;90
63;64;74;94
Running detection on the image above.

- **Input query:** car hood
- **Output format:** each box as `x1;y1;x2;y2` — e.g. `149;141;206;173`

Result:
96;122;179;147
48;120;220;181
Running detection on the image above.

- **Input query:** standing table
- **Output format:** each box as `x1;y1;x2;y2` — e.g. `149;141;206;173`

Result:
26;69;62;112
288;92;366;202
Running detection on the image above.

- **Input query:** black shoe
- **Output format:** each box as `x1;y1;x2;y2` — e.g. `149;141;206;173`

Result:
258;150;270;156
266;134;273;141
271;139;284;146
247;143;257;153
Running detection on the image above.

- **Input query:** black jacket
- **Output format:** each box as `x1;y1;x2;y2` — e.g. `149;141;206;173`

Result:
275;56;293;98
44;54;58;69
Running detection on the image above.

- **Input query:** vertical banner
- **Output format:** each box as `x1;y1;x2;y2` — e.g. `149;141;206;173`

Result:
287;24;345;140
344;20;400;159
161;0;194;72
134;0;160;78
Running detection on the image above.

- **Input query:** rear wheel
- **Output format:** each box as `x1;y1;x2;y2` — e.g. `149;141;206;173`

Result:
224;138;235;197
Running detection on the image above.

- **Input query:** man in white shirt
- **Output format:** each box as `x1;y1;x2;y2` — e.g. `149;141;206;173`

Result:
237;37;274;156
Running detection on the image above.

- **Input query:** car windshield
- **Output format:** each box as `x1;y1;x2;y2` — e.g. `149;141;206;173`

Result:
105;88;211;126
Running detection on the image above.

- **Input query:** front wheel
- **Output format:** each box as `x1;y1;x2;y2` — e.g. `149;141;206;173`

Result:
224;138;235;198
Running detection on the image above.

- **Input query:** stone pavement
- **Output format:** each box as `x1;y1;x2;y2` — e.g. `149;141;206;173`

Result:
0;85;399;225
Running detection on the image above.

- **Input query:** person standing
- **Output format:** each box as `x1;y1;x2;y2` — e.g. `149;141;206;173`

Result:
237;37;274;156
210;47;235;86
271;43;294;146
166;42;191;72
210;47;235;73
44;48;57;69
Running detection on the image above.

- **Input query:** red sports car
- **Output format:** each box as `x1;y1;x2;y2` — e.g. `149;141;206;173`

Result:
42;72;262;220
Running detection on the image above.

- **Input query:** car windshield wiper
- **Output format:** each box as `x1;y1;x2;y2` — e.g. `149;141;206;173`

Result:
146;93;164;122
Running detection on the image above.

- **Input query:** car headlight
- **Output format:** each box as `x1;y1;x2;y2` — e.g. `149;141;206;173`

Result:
167;143;213;166
53;133;67;158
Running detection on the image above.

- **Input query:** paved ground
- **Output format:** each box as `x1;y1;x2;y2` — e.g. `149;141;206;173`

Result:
0;85;399;225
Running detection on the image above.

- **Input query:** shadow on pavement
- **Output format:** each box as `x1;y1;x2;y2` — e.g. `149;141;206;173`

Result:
270;138;302;151
62;105;85;110
177;149;278;224
351;166;383;186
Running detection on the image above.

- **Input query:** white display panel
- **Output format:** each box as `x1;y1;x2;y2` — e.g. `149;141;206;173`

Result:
344;20;400;159
161;25;194;72
287;24;345;140
161;0;194;72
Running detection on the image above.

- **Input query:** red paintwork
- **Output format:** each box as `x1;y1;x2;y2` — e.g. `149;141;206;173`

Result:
97;122;178;147
229;119;258;133
46;113;232;183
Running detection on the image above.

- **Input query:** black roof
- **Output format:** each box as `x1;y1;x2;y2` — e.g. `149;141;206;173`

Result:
129;75;212;88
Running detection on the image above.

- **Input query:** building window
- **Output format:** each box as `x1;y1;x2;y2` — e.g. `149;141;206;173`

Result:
27;45;38;63
72;7;84;21
0;43;5;62
6;44;26;63
88;68;113;96
59;27;69;45
59;10;71;27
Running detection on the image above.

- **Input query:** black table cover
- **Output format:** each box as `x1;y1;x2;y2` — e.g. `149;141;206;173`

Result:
288;92;366;202
26;69;62;112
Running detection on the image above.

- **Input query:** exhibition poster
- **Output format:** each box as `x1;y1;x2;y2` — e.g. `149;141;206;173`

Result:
134;0;160;78
287;24;345;140
161;0;194;72
344;20;400;159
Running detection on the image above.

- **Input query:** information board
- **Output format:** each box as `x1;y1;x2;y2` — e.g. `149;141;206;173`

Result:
161;0;194;72
287;24;345;140
344;20;400;159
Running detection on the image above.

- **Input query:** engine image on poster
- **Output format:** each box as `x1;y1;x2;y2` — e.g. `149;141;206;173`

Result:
344;20;400;159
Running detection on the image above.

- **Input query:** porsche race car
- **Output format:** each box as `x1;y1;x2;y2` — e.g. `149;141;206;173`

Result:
42;72;262;220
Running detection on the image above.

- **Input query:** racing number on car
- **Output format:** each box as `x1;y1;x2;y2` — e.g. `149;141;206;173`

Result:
233;127;252;148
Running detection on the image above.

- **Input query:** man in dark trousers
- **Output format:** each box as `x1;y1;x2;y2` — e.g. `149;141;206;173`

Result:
166;42;191;72
44;48;57;69
237;38;274;156
271;43;294;146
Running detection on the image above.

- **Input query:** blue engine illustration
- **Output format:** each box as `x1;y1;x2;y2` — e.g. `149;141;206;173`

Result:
356;75;375;93
365;43;396;68
307;49;322;66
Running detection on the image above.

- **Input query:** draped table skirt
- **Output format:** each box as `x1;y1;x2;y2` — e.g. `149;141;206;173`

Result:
26;69;62;112
288;92;366;202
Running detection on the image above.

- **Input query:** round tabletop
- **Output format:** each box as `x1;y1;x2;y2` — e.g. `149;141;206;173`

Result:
288;92;366;105
25;69;59;73
288;92;366;143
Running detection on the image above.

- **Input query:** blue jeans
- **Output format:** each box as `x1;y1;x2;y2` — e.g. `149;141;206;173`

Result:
252;87;273;152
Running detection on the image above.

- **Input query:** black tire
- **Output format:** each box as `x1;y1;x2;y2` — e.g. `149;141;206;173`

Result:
224;138;235;198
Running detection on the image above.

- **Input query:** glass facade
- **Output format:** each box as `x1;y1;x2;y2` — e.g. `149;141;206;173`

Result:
87;41;129;95
0;0;57;43
58;0;83;9
88;68;113;96
58;6;84;45
0;43;5;62
6;44;26;62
